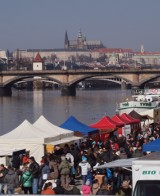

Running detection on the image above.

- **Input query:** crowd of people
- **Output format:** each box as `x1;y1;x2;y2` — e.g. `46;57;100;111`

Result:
0;123;158;195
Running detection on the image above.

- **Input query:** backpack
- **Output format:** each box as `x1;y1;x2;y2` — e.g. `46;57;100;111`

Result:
106;168;113;179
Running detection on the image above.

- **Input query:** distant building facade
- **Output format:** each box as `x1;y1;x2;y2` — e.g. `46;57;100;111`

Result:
64;30;104;50
132;45;160;65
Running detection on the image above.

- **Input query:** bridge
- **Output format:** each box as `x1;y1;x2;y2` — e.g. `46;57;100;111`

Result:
1;68;160;96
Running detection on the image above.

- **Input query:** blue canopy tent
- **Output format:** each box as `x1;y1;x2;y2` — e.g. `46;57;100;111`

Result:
143;138;160;152
60;116;98;135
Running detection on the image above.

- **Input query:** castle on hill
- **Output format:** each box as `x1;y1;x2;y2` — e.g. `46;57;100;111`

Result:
64;30;104;50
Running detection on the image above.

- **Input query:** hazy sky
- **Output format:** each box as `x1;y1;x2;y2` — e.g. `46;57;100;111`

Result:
0;0;160;52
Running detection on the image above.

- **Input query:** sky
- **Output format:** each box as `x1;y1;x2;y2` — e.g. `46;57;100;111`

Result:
0;0;160;52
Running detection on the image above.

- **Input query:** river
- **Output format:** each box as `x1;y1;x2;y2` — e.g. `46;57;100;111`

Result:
0;88;131;135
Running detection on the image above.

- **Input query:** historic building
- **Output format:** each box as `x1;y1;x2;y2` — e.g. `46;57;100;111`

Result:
12;30;104;63
64;30;104;50
33;52;44;70
132;45;160;65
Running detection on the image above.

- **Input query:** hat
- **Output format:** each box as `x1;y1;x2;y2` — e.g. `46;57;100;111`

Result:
122;180;130;189
82;156;87;162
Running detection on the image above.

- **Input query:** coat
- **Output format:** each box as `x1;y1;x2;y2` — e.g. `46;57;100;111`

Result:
0;168;8;183
82;185;91;195
41;187;55;195
41;164;50;180
59;160;71;175
4;170;19;190
49;161;59;179
29;161;40;178
21;171;33;187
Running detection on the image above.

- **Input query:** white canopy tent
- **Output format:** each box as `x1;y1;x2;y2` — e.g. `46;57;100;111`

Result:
0;120;57;163
0;117;82;164
33;115;82;144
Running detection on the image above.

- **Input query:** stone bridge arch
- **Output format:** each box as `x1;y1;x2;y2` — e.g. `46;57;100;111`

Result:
139;74;160;87
0;75;63;96
2;75;63;87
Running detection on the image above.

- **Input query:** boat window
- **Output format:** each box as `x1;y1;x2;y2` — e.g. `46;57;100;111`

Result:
133;180;160;196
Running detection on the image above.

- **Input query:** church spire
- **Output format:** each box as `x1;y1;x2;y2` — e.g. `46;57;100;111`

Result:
140;44;144;53
64;30;69;49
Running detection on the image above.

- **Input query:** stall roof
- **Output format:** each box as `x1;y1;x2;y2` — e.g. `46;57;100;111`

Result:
112;114;129;125
129;110;143;121
121;113;140;124
143;138;160;152
96;152;160;169
96;158;138;169
90;116;123;130
60;116;97;135
33;115;74;138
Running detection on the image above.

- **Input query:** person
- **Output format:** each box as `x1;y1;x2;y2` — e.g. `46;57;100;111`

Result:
29;156;40;194
53;179;65;195
59;155;71;188
41;182;55;195
21;167;33;194
39;158;50;190
116;180;132;196
91;179;100;195
78;156;91;185
49;155;59;180
81;179;91;195
0;164;8;194
63;179;81;195
96;183;114;195
4;165;19;195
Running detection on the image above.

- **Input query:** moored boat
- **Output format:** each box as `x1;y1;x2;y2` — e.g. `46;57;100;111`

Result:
116;88;160;115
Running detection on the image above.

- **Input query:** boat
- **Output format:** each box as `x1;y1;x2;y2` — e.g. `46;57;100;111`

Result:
116;88;160;115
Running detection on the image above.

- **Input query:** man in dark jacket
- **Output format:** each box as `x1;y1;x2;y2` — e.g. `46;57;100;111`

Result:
0;164;8;194
29;156;40;194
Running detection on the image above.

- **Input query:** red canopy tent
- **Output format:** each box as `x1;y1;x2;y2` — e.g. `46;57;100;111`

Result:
90;116;123;134
90;116;124;141
112;114;130;125
112;114;129;135
121;113;140;124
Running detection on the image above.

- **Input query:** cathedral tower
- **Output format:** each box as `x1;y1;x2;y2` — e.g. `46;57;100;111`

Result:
64;31;69;49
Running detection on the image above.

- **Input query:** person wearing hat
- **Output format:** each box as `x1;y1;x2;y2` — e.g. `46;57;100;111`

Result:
78;156;91;185
116;180;132;196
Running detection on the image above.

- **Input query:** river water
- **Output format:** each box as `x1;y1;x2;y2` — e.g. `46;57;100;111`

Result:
0;88;131;135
